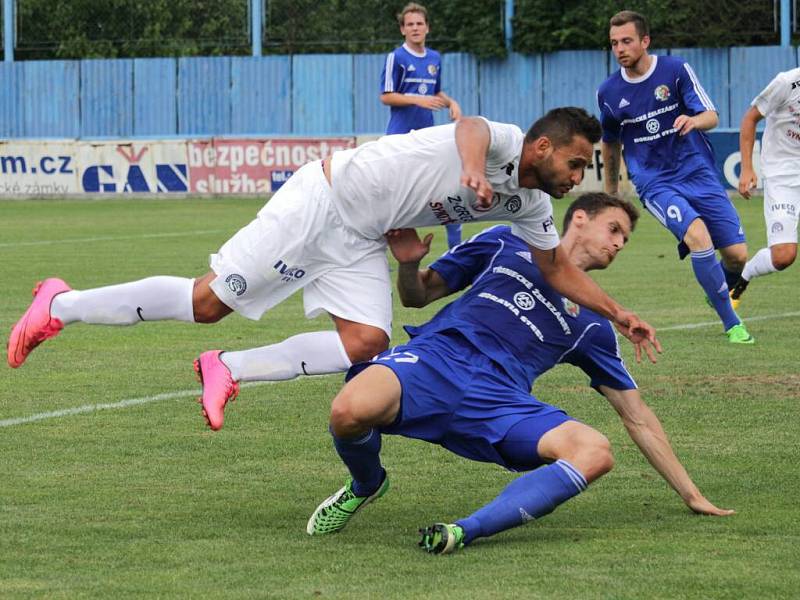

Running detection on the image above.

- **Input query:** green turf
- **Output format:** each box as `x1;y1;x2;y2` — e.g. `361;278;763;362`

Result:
0;195;798;599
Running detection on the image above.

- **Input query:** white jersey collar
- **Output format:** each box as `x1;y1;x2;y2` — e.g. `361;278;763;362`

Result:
621;54;658;84
403;42;427;58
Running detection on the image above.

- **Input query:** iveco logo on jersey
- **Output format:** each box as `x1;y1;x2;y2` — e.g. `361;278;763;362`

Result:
274;260;306;282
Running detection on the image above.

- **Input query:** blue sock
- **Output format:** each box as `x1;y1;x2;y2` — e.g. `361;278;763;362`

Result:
455;459;587;545
331;428;384;497
446;223;462;249
721;264;741;289
691;248;740;331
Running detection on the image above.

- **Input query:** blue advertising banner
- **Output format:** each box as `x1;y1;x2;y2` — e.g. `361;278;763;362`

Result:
708;130;765;191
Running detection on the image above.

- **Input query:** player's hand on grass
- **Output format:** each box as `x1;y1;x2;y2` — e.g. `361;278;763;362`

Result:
673;114;698;136
416;96;448;110
738;167;757;199
461;170;493;208
614;310;662;363
386;228;433;264
687;495;735;516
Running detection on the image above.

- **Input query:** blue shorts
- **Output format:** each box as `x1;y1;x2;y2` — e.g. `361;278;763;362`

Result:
347;332;573;471
640;169;746;259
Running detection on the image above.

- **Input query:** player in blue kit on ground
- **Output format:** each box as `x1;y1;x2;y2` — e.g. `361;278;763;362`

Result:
597;10;753;344
306;193;733;553
381;2;463;249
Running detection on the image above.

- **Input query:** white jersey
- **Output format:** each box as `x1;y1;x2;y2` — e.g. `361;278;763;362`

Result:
329;119;559;250
752;67;800;179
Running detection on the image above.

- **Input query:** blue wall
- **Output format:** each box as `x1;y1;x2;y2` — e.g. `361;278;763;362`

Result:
0;46;798;139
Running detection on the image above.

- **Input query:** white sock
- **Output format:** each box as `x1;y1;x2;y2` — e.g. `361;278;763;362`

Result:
221;331;352;382
741;248;778;281
51;276;195;325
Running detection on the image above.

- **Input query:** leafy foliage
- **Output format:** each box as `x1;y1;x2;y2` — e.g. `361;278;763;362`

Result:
8;0;792;60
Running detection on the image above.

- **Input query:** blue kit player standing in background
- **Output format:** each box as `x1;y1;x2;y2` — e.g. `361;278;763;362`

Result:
380;2;463;249
306;193;732;554
597;10;753;344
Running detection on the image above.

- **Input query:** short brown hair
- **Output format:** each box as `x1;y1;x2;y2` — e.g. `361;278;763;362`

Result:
562;193;640;234
397;2;428;26
609;10;649;38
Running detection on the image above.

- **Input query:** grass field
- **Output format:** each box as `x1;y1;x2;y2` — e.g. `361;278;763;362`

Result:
1;195;798;599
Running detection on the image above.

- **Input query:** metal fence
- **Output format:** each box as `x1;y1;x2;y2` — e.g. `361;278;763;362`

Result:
1;45;799;139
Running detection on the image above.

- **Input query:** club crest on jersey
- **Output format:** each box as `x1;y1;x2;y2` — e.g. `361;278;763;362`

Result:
427;64;438;76
225;274;247;296
504;195;522;213
654;85;670;101
562;297;580;318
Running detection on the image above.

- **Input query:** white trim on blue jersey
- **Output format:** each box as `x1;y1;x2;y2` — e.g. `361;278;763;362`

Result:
682;63;716;111
555;322;601;364
383;52;395;92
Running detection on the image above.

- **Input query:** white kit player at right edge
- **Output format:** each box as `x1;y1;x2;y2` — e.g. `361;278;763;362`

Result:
733;67;800;302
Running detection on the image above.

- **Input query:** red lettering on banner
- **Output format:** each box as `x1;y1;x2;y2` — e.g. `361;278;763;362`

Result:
188;138;355;194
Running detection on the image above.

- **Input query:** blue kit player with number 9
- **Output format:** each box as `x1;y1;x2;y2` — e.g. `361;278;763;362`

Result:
597;10;753;344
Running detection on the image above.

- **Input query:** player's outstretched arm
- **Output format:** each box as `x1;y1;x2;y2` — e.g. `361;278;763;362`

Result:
456;117;493;206
600;141;622;196
531;244;661;362
738;106;764;199
600;386;735;516
386;228;452;308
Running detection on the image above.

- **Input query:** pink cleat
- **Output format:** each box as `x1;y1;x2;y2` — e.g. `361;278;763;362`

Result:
193;350;239;431
7;278;72;368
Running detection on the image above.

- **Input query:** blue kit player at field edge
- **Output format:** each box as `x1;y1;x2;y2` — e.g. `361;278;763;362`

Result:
598;10;753;344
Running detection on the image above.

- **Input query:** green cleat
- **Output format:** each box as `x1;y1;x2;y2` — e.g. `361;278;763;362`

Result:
418;523;465;554
726;323;754;344
306;474;389;535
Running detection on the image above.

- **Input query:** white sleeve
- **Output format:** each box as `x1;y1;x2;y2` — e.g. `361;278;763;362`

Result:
480;118;525;169
510;192;560;251
753;73;788;117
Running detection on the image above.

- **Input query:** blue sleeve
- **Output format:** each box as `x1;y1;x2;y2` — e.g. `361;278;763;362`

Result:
676;60;717;115
563;321;637;391
429;228;507;293
597;88;621;143
380;51;402;94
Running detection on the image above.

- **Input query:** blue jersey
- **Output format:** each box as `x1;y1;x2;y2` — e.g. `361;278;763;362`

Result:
406;225;636;393
380;44;442;134
597;55;719;195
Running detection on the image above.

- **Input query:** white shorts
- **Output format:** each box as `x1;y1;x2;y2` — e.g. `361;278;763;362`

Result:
209;160;393;336
763;175;800;247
